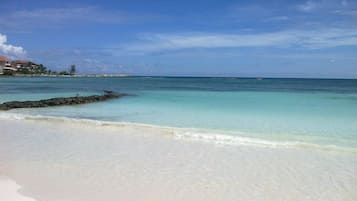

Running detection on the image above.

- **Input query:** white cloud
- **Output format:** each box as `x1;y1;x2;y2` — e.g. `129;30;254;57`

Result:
0;33;26;58
298;0;319;12
123;28;357;53
297;0;357;14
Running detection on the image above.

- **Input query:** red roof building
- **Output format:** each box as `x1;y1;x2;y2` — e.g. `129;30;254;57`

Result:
0;56;9;63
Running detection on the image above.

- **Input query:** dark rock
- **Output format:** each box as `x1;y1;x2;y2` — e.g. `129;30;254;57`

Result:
0;91;127;111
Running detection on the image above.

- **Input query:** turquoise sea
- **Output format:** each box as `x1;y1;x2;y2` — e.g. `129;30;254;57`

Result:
1;77;357;150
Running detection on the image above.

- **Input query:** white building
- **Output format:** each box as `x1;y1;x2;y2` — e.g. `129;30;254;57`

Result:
0;56;14;74
0;56;9;74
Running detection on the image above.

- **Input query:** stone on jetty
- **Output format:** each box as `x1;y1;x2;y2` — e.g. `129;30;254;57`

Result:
0;91;126;111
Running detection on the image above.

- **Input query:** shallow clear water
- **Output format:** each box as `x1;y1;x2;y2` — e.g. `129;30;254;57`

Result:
1;77;357;148
1;118;356;201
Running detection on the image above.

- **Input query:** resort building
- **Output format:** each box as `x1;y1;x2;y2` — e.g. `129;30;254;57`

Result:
0;56;42;74
12;60;34;69
0;56;12;74
11;60;42;72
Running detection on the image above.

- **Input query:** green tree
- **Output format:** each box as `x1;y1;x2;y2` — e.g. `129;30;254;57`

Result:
17;68;31;74
59;71;70;75
38;64;47;74
2;70;15;76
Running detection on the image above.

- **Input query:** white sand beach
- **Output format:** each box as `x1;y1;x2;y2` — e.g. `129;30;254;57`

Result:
0;116;356;201
0;177;37;201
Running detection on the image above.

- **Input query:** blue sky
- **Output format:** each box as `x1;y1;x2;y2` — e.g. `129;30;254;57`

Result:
0;0;357;78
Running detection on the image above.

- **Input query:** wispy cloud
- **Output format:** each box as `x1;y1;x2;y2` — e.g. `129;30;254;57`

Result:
0;33;26;58
123;28;357;53
0;6;155;30
297;0;319;12
334;8;357;16
297;0;357;14
263;16;290;22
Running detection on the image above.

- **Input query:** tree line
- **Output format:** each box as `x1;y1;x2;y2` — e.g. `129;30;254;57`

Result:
2;64;76;76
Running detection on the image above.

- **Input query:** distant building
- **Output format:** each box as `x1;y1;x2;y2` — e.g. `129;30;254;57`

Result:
0;56;11;74
0;56;44;75
11;60;40;71
12;60;31;69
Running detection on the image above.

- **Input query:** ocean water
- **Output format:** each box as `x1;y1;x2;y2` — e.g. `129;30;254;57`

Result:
1;77;357;150
1;77;357;201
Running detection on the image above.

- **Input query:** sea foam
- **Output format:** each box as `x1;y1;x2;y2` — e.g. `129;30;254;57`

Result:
1;111;356;153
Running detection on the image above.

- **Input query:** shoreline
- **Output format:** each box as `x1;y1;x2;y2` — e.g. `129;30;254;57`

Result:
1;111;356;153
0;74;130;78
1;116;356;201
1;75;357;80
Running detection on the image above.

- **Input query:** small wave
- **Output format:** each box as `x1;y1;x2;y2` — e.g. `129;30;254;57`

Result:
1;112;356;153
0;112;26;120
0;112;177;130
174;131;300;148
174;131;357;153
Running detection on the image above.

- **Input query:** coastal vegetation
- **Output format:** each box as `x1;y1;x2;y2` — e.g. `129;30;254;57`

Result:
4;65;76;76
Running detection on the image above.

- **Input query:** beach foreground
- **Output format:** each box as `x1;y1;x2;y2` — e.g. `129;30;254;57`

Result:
0;116;356;201
0;177;38;201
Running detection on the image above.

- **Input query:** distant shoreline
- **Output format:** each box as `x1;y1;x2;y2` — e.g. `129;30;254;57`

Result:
0;74;356;80
0;74;130;78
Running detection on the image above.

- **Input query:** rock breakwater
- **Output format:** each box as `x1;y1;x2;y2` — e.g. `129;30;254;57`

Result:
0;91;126;111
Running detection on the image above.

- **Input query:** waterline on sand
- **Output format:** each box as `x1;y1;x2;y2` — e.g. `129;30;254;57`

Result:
1;111;356;153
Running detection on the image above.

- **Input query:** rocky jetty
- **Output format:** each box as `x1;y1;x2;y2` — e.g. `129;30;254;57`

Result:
0;91;126;111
